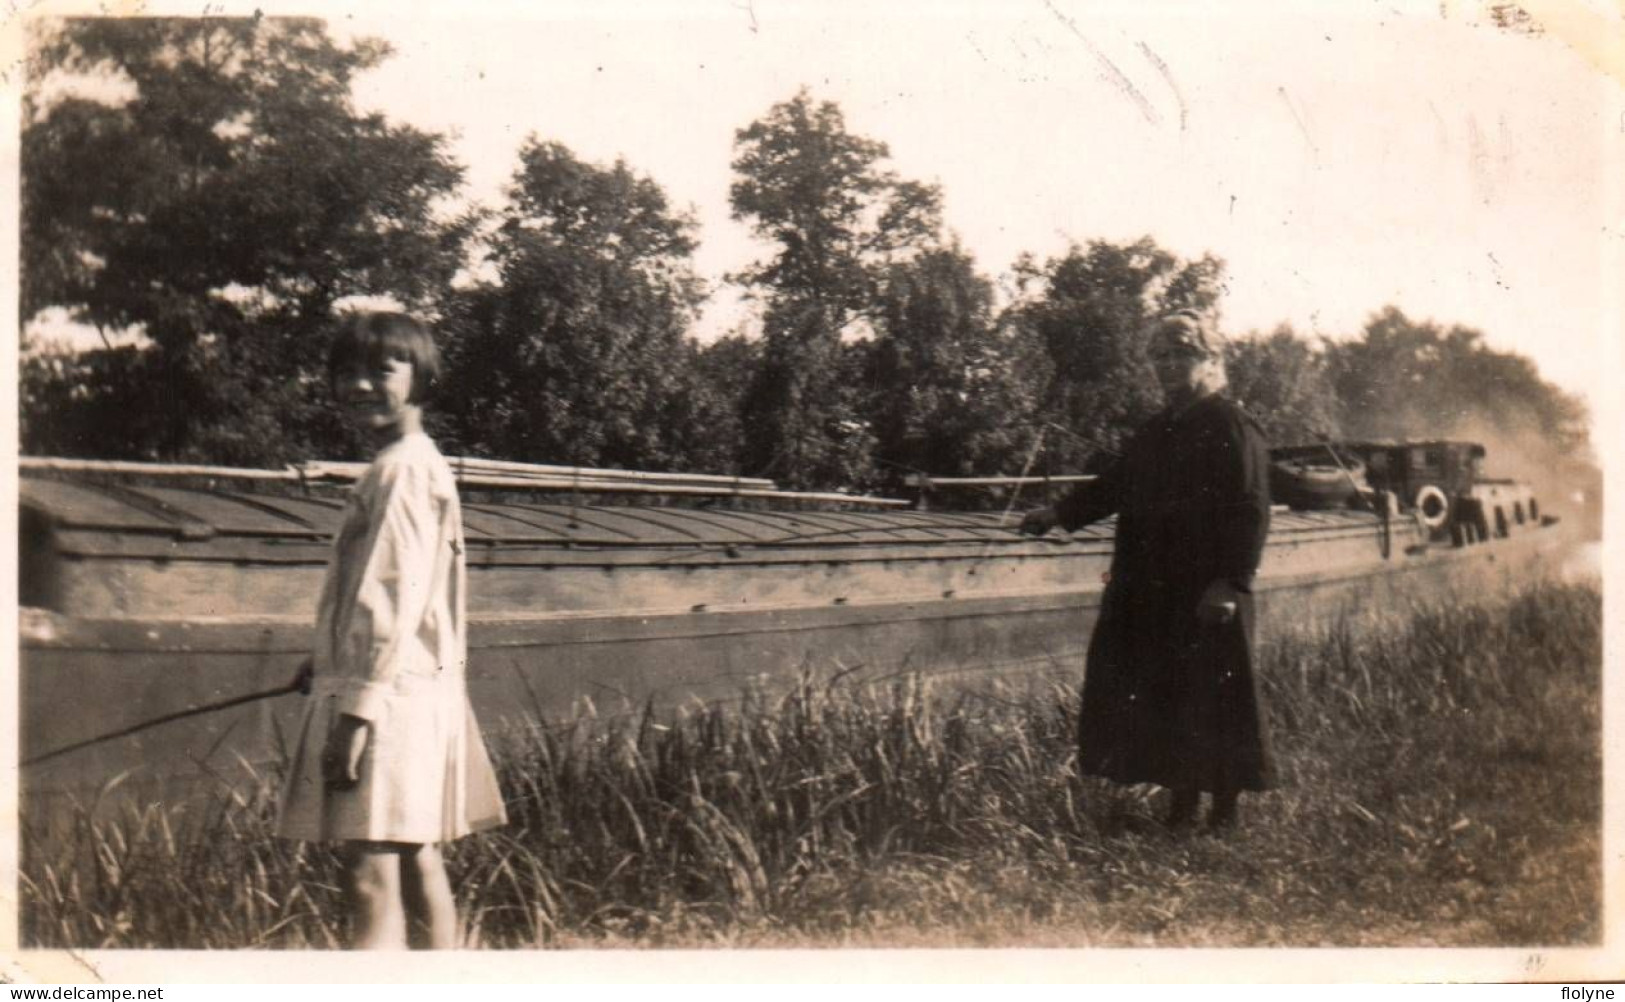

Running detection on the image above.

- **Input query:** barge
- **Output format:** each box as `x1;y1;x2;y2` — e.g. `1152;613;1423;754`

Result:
17;442;1574;804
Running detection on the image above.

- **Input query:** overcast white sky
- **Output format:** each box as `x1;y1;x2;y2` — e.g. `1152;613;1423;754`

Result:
8;0;1624;411
308;0;1625;412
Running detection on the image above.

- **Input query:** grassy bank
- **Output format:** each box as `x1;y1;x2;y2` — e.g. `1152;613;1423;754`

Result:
21;579;1602;949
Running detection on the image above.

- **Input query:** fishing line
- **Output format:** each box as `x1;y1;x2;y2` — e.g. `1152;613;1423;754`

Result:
1000;424;1048;528
1044;421;1121;458
962;425;1050;574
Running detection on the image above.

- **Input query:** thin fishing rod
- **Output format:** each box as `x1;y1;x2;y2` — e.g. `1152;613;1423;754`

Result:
22;664;312;768
958;426;1053;574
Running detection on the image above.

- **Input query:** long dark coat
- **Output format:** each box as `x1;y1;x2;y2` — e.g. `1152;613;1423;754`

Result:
1055;392;1275;793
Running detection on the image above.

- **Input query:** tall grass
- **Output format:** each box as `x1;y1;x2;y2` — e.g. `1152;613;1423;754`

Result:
21;578;1601;948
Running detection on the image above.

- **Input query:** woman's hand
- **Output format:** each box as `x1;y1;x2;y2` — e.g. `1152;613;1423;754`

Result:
322;714;370;789
1196;579;1242;625
1019;507;1058;536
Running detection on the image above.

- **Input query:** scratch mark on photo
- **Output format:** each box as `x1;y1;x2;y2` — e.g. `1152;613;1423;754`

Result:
1426;99;1450;149
1468;114;1496;203
1042;0;1159;125
1276;86;1318;161
1138;41;1187;131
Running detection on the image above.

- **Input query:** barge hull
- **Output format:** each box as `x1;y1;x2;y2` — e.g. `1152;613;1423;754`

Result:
20;519;1573;806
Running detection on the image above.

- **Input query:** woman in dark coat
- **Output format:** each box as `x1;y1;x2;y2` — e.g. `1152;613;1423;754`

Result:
1022;309;1273;830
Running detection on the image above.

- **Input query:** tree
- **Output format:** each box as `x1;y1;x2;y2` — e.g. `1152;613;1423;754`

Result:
19;339;173;459
1006;238;1227;473
736;300;879;490
864;245;1042;487
1224;325;1342;447
21;17;473;463
1325;306;1588;453
1324;305;1594;522
667;334;761;475
730;90;942;318
435;139;708;470
729;90;943;489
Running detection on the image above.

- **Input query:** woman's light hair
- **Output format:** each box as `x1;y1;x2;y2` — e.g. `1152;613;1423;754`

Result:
1195;350;1229;394
1151;308;1225;358
1150;309;1228;394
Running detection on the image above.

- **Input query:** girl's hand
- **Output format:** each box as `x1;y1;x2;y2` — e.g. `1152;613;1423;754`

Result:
322;714;370;789
290;657;315;695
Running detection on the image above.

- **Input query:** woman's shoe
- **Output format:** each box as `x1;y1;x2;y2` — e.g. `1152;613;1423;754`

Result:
1163;788;1199;829
1206;791;1239;832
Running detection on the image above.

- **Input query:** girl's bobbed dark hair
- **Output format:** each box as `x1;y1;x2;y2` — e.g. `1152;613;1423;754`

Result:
327;311;442;403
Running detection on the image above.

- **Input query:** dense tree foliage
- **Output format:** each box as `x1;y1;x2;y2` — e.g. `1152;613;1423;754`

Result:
1322;306;1593;513
864;246;1042;488
18;23;1591;503
20;343;175;459
729;90;944;489
21;17;473;463
1225;325;1343;446
1325;307;1588;455
435;139;708;469
735;300;879;490
668;334;761;476
729;89;942;316
1005;239;1227;474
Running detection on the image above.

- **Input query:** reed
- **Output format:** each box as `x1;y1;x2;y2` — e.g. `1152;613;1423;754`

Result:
20;578;1601;948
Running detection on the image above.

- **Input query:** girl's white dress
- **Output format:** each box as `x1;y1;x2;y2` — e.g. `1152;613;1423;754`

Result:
277;433;507;844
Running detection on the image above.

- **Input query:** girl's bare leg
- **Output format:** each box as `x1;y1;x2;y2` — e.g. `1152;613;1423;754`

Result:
400;843;459;949
342;844;407;949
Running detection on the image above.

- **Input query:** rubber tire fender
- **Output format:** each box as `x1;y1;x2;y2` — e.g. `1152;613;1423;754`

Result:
1414;484;1450;531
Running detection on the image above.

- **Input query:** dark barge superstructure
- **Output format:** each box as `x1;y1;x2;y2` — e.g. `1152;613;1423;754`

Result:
17;444;1573;803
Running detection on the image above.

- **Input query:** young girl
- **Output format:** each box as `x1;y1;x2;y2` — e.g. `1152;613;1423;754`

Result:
278;311;507;949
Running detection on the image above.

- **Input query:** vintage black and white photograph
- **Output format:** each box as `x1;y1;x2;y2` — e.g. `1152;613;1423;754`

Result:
5;0;1619;982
